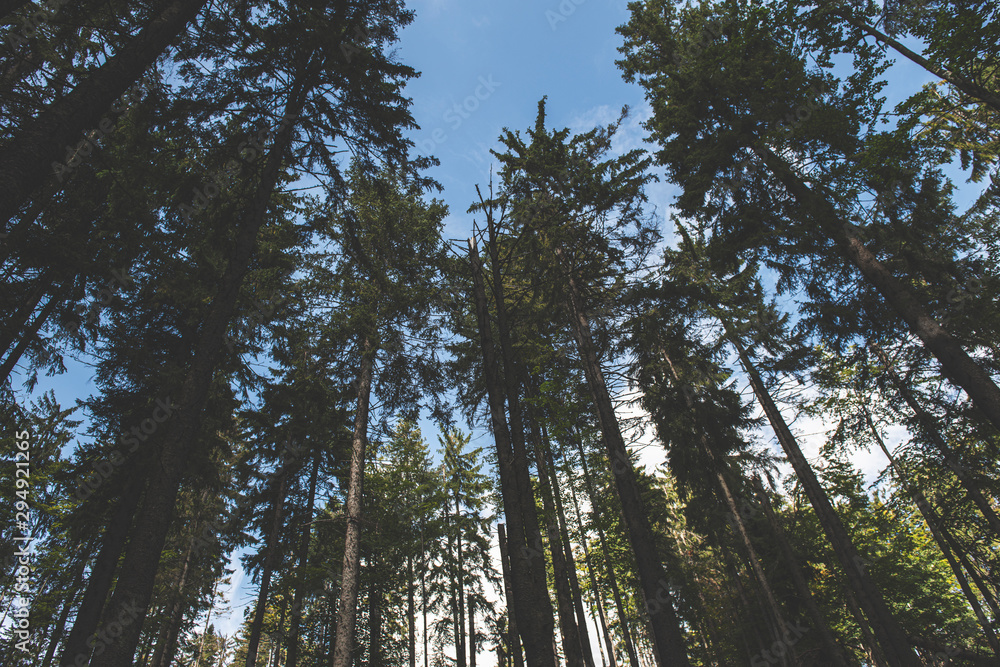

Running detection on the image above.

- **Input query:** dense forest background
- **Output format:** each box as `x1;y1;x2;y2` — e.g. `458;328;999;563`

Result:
1;0;998;666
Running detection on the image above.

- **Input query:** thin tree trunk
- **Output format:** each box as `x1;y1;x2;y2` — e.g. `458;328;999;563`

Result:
0;295;57;383
728;333;920;666
571;430;641;667
750;476;853;667
455;485;467;667
370;551;383;667
863;409;1000;657
40;557;86;667
661;348;797;665
0;0;208;225
528;413;584;667
245;466;290;667
332;335;375;667
422;531;429;667
467;236;557;667
151;534;197;667
540;422;596;667
0;268;51;358
97;73;310;666
286;453;321;667
498;523;524;667
557;254;690;667
871;344;1000;537
835;12;1000;113
566;469;618;667
756;145;1000;436
408;555;416;667
60;474;143;666
469;596;476;667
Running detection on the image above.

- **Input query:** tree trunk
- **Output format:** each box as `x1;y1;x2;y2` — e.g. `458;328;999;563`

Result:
150;531;197;667
469;596;476;667
571;430;641;667
729;333;920;666
540;422;596;667
835;12;1000;113
60;474;143;666
370;551;383;667
408;555;416;667
332;335;376;667
286;453;321;667
863;410;1000;657
750;476;853;667
422;531;429;667
0;0;208;226
455;486;467;667
467;237;557;667
871;344;1000;537
528;413;584;667
566;468;618;667
40;557;86;667
497;523;525;667
755;146;1000;435
660;348;797;666
0;295;57;383
245;466;291;667
558;256;690;667
96;72;310;667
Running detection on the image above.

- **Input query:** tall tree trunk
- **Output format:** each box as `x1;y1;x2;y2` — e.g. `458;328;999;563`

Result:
370;551;383;667
0;0;208;225
60;474;143;666
528;413;584;667
557;255;690;667
469;596;476;667
729;333;920;666
332;335;376;667
756;146;1000;435
422;531;429;667
540;422;596;667
871;344;1000;537
97;71;310;667
455;486;467;667
750;476;853;667
0;267;51;358
497;523;525;667
480;207;560;664
566;468;618;667
863;409;1000;657
660;349;797;666
467;236;557;667
286;453;321;667
408;555;416;667
245;466;291;667
571;429;641;667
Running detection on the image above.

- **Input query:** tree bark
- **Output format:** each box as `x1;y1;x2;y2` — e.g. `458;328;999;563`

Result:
40;556;86;667
0;0;208;225
96;71;310;667
408;554;416;667
558;255;690;667
370;551;383;667
150;529;198;667
729;334;920;666
332;335;376;667
755;146;1000;435
468;236;557;667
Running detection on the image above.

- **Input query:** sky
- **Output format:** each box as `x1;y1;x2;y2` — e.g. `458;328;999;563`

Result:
11;0;973;663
